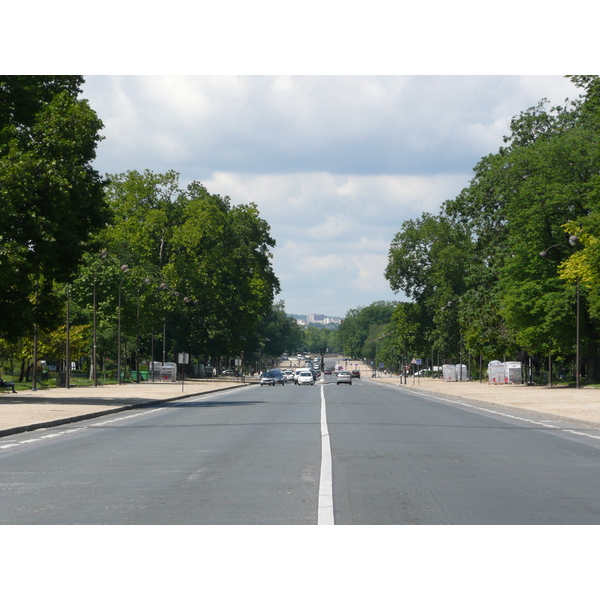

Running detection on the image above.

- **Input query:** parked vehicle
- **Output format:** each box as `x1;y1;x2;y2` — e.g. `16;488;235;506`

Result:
337;371;352;385
260;372;275;386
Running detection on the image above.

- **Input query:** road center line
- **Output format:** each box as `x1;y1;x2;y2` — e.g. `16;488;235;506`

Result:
318;384;334;525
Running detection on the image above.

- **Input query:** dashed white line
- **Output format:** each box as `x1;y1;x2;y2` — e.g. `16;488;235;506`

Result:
318;385;334;525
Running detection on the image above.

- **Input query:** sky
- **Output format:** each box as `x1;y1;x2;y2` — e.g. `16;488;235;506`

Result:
80;75;581;317
6;1;592;319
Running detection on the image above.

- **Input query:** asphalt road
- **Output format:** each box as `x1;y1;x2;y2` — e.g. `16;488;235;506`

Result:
2;361;600;524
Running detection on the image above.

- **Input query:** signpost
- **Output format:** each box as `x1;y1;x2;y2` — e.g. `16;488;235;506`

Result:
178;352;189;392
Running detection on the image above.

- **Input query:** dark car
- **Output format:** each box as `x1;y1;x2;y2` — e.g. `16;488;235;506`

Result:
272;371;286;385
351;370;361;378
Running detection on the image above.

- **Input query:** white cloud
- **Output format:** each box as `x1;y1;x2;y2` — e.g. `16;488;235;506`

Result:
79;75;583;316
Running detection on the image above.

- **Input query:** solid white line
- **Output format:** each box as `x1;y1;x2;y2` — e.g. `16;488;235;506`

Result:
388;385;600;439
318;385;335;525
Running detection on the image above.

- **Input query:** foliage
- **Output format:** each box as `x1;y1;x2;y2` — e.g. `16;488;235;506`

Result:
68;170;280;364
384;75;600;381
253;301;304;359
0;76;110;339
337;301;397;358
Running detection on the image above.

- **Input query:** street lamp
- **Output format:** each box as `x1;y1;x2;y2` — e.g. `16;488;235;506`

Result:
117;264;130;385
539;235;580;388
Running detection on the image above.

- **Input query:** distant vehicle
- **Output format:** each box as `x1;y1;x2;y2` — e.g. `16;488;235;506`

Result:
260;372;275;386
272;371;286;385
283;370;295;381
297;371;314;385
324;367;332;374
351;370;360;378
337;371;352;385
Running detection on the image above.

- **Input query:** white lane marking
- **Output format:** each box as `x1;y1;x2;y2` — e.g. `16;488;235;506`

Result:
395;387;600;439
318;385;335;525
0;408;167;452
0;387;249;453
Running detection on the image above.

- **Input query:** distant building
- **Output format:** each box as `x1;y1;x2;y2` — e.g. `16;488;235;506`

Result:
308;314;326;323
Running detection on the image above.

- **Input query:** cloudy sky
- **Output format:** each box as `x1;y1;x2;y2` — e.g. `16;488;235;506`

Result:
80;75;581;317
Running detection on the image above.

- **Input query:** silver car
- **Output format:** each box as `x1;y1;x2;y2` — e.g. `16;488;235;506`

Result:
336;370;352;385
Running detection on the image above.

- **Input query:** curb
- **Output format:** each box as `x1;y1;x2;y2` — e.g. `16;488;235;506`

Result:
0;383;248;439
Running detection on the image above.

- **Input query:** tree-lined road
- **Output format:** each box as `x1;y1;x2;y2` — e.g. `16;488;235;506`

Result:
2;367;600;524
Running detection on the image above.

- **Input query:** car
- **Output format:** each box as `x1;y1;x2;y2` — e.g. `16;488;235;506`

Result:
260;372;275;386
337;371;352;385
324;367;332;374
297;371;314;385
272;371;286;385
283;370;295;381
350;370;361;378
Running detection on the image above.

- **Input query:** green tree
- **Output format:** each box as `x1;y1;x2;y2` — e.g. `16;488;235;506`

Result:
80;170;280;365
0;76;109;339
385;213;471;361
337;301;397;358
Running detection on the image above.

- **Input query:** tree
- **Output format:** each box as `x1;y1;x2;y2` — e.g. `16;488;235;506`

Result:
81;170;280;365
252;301;304;360
0;76;109;339
387;76;600;381
337;301;397;358
385;213;471;361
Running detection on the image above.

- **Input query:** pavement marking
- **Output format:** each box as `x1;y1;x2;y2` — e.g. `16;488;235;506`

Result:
391;385;600;440
0;408;167;452
318;384;335;525
0;387;249;453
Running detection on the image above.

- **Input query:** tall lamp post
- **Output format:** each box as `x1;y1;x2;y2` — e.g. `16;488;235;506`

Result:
539;235;580;388
117;264;130;385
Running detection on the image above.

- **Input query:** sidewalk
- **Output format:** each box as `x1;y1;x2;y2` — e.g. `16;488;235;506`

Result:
0;379;248;438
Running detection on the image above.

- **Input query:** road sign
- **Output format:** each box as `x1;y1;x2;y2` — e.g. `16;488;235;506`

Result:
416;359;422;365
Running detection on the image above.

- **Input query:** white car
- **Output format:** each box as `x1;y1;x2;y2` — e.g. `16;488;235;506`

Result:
283;370;295;381
297;371;314;385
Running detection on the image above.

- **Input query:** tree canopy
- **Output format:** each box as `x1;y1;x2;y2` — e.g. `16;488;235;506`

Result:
0;76;109;339
384;76;600;382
